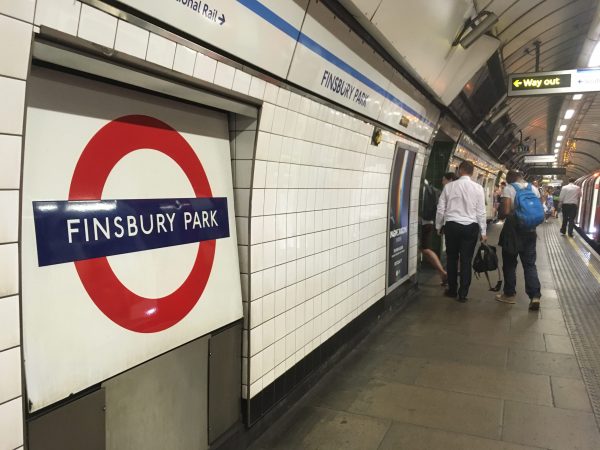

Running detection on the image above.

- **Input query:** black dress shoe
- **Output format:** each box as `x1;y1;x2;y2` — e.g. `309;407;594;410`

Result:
456;296;468;303
444;290;457;298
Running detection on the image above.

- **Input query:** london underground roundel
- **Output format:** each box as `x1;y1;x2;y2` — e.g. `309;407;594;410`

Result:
22;68;242;412
71;115;219;332
32;115;230;333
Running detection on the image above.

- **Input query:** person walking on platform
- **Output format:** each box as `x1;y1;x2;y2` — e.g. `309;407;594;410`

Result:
420;173;457;286
436;161;487;302
559;178;582;237
544;187;555;222
495;170;543;310
495;181;507;222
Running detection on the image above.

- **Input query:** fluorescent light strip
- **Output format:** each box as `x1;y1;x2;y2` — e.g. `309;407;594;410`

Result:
589;40;600;67
564;109;575;119
557;135;564;141
559;124;567;131
573;94;583;100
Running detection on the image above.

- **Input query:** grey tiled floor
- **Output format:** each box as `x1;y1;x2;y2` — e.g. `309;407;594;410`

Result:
249;223;600;450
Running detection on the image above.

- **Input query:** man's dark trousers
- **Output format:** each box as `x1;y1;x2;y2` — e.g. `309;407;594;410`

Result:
560;203;578;236
502;231;541;299
444;221;480;298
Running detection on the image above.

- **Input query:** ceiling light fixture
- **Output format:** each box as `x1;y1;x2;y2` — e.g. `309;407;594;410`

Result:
564;109;575;119
453;11;499;49
555;143;561;147
589;41;600;67
559;125;567;132
573;94;583;100
557;135;564;141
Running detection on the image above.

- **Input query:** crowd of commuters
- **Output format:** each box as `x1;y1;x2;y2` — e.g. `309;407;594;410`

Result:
423;163;582;311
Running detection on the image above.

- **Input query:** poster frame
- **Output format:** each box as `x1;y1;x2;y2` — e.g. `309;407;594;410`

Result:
386;142;417;294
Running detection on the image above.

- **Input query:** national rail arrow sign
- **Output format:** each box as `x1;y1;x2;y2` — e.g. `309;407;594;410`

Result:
508;68;600;96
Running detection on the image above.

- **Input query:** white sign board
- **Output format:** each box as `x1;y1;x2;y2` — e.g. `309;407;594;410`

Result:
523;155;556;164
118;0;308;78
286;0;435;141
78;0;438;141
22;68;243;411
287;0;390;120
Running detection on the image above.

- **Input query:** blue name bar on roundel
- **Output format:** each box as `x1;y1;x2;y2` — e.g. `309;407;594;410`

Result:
33;198;230;266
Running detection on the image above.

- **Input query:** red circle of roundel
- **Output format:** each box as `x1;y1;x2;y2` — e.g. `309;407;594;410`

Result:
68;115;216;333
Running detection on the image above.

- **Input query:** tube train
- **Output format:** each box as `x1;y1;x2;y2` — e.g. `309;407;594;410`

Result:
575;172;600;243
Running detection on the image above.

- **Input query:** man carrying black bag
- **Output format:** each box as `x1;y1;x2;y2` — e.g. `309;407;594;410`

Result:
435;161;487;302
495;170;543;310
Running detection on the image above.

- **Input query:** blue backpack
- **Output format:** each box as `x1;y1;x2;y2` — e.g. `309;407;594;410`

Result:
512;183;544;229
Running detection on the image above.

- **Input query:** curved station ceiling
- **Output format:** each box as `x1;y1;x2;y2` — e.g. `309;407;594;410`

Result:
338;0;600;179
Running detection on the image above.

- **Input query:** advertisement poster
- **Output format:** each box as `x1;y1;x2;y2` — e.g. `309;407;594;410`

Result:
387;144;416;291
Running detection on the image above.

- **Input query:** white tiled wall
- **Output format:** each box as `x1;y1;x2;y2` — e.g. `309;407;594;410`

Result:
77;4;117;48
0;3;28;448
229;114;256;399
243;85;425;399
3;0;430;439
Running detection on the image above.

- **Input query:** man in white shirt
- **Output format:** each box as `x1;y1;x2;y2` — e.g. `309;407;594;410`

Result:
436;161;487;302
558;178;582;237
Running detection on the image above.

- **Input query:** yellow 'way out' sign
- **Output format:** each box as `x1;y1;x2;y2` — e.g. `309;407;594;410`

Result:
511;74;571;93
508;69;600;96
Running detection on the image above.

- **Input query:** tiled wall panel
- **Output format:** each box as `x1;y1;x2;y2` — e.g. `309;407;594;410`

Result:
1;1;429;440
244;83;424;400
0;3;29;447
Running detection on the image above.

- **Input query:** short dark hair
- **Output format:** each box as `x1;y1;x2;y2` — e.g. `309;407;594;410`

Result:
506;170;522;184
569;177;576;183
458;160;474;175
500;181;506;186
443;172;457;182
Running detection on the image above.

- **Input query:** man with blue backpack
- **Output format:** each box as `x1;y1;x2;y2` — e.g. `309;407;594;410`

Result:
495;170;545;310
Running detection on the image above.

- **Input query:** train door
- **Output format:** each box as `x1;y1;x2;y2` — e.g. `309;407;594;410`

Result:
578;178;593;228
576;179;584;226
589;175;600;238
